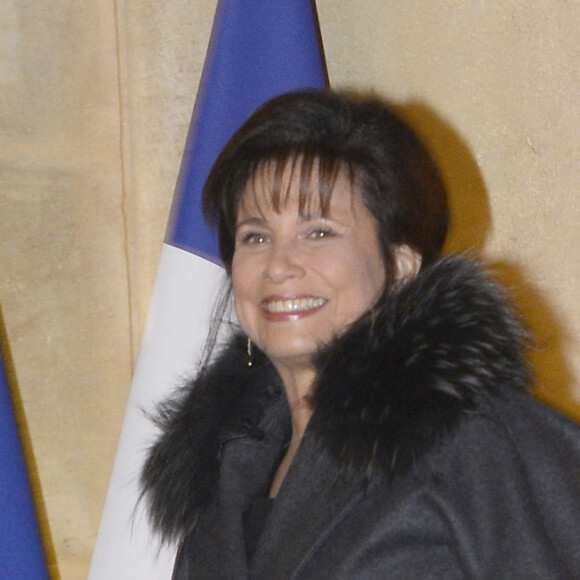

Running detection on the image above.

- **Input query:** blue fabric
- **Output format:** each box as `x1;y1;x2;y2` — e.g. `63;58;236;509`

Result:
0;348;49;579
165;0;328;261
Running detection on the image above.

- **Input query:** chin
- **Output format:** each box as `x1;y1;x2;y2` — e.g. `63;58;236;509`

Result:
261;338;323;370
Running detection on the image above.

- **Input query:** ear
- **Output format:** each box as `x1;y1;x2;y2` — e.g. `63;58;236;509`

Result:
393;244;422;283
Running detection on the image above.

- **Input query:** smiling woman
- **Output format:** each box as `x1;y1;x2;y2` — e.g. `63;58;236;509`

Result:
140;90;580;579
232;165;388;380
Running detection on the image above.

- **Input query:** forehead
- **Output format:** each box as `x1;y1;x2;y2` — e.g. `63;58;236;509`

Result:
238;156;357;218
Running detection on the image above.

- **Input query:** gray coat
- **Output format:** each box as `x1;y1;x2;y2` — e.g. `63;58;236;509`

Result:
142;257;580;579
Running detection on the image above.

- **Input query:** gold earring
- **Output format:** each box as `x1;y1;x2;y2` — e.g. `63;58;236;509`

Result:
246;337;253;367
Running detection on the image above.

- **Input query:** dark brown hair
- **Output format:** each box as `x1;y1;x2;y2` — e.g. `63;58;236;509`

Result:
203;89;448;282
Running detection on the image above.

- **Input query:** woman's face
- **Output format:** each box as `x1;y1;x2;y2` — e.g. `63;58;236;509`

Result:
231;163;386;373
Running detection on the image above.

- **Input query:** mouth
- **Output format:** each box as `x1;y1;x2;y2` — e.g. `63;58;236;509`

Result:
261;296;327;316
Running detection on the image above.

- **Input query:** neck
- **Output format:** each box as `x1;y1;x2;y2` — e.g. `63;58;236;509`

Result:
268;362;316;498
275;362;316;441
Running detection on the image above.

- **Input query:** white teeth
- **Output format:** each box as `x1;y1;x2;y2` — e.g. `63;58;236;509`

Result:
264;297;326;313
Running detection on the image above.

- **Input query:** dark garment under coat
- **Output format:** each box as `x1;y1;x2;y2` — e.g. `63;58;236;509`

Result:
141;256;580;579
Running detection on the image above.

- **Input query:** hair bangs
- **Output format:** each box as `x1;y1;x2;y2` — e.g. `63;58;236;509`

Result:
242;150;355;220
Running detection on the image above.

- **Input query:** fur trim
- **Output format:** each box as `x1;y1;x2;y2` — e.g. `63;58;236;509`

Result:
140;335;282;544
310;256;530;477
141;255;531;543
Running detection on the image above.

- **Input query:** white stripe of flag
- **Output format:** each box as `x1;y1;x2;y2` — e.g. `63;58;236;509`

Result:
89;1;327;577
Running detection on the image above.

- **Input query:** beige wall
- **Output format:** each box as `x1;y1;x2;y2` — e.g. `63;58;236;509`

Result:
1;1;578;577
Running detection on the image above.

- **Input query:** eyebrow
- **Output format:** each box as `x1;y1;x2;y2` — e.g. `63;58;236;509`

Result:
235;216;265;229
235;211;331;230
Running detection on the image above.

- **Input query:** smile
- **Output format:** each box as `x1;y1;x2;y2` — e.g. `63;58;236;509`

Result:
261;297;327;314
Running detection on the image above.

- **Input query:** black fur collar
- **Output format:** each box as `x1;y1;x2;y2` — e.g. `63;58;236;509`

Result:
141;255;530;544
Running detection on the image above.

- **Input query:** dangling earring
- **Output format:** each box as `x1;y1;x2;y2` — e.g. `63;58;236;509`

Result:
246;337;253;367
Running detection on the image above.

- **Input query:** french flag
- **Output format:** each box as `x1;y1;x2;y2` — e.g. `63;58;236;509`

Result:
0;342;49;579
89;1;327;577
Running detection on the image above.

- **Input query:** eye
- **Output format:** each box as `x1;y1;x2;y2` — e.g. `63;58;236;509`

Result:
307;227;336;240
238;231;269;245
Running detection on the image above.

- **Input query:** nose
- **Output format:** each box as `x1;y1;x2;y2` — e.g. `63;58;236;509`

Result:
263;239;305;283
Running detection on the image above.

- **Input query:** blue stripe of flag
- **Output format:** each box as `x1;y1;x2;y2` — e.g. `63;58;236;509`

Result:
0;346;49;579
165;0;328;261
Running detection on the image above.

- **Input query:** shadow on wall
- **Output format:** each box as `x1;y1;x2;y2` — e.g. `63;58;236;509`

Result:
401;102;491;255
401;102;580;422
492;261;580;422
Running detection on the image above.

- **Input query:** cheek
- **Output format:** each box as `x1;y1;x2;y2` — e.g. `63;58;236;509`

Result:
365;256;387;296
343;267;384;322
355;233;386;297
231;259;247;313
231;289;254;341
231;251;249;296
332;245;385;300
231;254;259;333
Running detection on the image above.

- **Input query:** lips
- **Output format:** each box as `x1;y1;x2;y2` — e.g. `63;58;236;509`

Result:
260;296;327;319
